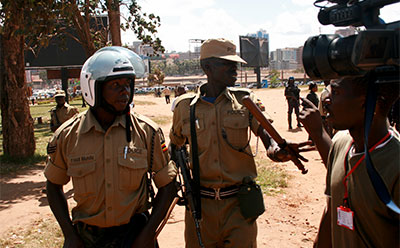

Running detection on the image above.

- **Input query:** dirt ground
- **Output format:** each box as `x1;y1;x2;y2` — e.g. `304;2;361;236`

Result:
0;87;327;247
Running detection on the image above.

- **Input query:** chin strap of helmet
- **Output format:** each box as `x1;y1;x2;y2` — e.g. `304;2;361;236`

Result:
125;109;132;143
96;79;135;143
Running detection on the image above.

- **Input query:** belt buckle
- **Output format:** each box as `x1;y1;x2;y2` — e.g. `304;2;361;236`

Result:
213;188;221;200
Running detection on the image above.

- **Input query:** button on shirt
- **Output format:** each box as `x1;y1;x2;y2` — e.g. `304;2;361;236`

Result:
170;86;261;188
45;109;177;227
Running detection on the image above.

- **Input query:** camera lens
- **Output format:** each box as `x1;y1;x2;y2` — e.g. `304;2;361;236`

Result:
302;34;364;80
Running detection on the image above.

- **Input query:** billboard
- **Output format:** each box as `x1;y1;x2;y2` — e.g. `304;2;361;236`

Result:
239;36;269;67
25;17;108;68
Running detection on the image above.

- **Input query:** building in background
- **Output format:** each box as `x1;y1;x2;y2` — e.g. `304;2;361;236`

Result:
270;47;303;70
246;29;269;40
130;41;155;57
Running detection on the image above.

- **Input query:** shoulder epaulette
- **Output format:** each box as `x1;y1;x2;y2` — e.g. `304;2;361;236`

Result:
228;87;252;93
174;92;196;108
228;87;252;100
134;113;160;131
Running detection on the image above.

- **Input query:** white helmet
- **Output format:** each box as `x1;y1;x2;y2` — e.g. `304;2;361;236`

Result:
95;46;146;78
80;47;144;108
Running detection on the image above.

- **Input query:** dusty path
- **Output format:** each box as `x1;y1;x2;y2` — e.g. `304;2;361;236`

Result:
0;87;327;247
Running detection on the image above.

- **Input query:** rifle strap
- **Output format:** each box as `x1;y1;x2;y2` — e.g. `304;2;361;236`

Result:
190;103;202;219
147;130;156;206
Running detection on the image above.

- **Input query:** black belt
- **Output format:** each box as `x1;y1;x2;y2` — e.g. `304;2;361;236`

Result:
199;185;239;200
75;212;149;233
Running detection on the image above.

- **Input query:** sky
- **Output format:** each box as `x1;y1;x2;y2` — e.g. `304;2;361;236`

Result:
121;0;400;53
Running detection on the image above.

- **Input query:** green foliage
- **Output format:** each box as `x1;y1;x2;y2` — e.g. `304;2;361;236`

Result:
268;69;282;88
0;0;63;51
0;0;165;56
126;1;165;53
151;59;203;76
147;66;165;86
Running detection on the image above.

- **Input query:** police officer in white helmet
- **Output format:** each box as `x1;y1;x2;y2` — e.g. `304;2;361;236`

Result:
44;47;177;248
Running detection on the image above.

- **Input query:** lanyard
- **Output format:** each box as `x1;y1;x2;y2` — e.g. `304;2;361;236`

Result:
342;131;391;206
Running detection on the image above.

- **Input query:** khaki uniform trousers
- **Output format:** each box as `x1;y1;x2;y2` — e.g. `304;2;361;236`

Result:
185;197;257;248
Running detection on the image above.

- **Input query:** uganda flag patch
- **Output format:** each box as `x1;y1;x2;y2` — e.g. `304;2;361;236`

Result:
161;141;168;152
256;98;265;112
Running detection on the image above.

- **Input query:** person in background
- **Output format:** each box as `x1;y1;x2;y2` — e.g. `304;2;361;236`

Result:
284;76;302;129
162;87;171;104
302;82;319;144
318;80;334;137
49;90;79;132
302;82;319;110
171;86;187;112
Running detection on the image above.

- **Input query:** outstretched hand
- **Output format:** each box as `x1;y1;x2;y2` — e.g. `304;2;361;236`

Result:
275;140;315;162
299;97;324;135
268;140;315;174
299;97;333;165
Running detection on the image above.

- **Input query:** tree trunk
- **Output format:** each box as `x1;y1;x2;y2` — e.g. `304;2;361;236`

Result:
0;26;35;157
107;0;122;46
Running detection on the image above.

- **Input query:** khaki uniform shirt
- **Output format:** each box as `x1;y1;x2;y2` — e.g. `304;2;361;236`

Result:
50;103;79;129
170;86;261;188
45;109;177;227
326;131;399;248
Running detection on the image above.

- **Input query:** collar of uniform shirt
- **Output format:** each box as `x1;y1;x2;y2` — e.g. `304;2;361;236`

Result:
79;109;127;134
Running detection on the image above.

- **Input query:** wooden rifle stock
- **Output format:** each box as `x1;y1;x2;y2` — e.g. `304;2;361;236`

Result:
242;96;308;174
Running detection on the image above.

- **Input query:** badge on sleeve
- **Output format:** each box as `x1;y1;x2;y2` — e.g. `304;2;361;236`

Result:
161;140;168;153
255;98;265;112
337;206;354;231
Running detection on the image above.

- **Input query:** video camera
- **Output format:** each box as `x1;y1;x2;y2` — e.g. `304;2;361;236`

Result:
302;0;400;81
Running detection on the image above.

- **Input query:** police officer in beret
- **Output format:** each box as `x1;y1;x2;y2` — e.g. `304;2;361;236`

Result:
49;90;79;132
170;38;311;248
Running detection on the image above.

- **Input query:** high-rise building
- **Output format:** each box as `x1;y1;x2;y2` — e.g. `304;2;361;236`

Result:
270;47;302;70
247;29;269;40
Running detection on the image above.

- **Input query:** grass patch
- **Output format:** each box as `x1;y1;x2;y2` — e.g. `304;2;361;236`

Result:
0;154;46;176
0;217;63;248
150;116;172;126
255;157;289;195
0;99;88;176
134;100;156;105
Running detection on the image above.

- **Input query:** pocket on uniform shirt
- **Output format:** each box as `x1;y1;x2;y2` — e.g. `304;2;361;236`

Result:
117;146;148;191
181;113;206;147
222;115;250;148
67;162;96;198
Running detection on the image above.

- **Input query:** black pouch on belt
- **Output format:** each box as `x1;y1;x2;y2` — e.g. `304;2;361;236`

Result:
238;176;265;219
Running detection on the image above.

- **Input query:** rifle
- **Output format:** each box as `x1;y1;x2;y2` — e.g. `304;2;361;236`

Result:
172;144;205;248
242;96;308;174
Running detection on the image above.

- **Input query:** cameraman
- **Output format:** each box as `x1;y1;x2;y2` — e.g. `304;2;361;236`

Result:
299;73;399;248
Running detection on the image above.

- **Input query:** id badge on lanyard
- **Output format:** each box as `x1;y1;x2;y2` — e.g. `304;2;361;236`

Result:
337;132;390;232
337;206;354;230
